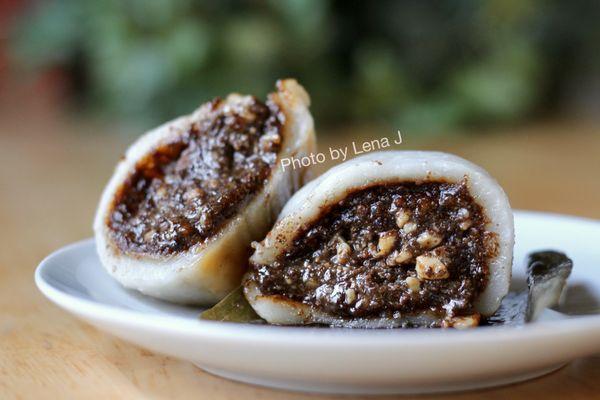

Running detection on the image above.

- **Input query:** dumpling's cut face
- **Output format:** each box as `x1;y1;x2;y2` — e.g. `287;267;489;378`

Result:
108;97;283;256
247;180;497;326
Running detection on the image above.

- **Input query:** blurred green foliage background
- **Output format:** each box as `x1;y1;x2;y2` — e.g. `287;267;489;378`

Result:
9;0;600;132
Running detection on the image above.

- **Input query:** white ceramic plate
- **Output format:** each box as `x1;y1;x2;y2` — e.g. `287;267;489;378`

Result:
35;211;600;395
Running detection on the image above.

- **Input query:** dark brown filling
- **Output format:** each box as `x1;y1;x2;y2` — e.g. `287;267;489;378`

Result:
108;96;283;255
247;181;497;321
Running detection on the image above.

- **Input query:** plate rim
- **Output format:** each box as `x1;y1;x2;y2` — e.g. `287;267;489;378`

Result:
35;210;600;347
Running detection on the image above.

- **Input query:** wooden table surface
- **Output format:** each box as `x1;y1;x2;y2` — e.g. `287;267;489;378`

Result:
1;105;599;399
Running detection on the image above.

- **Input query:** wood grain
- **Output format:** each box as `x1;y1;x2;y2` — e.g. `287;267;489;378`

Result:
0;108;599;399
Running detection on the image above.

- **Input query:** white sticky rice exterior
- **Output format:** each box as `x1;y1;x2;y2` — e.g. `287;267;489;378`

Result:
247;151;514;324
94;80;316;305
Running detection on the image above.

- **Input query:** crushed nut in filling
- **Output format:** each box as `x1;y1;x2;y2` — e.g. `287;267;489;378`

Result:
247;181;497;321
108;96;283;255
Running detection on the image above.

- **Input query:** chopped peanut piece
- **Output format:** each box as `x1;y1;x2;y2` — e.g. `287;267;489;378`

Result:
336;239;352;264
415;255;449;280
345;288;357;304
395;249;412;264
405;276;420;293
375;231;396;257
416;231;442;249
395;210;410;228
459;220;472;230
442;314;481;329
402;222;417;234
385;249;412;266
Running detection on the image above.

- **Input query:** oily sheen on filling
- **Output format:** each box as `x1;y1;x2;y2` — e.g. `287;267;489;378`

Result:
247;181;498;320
108;97;283;256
